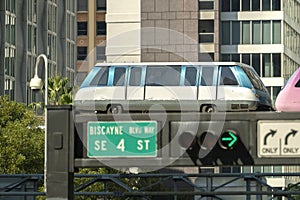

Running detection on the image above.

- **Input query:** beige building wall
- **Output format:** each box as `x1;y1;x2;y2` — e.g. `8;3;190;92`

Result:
141;0;199;62
106;0;141;62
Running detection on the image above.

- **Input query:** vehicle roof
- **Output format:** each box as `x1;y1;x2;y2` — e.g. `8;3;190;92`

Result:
94;62;252;68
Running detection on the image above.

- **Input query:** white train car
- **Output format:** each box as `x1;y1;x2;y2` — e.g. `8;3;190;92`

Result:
74;62;273;113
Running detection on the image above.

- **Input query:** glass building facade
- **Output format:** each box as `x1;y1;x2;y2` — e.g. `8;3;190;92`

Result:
197;0;299;102
0;0;77;104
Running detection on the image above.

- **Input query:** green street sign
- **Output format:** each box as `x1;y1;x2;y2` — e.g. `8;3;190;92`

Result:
87;121;157;157
220;131;238;149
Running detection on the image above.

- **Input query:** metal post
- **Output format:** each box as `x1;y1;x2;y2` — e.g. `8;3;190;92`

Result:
46;105;74;199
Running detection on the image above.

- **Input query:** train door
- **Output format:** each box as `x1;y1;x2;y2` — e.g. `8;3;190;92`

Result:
198;66;217;100
126;66;146;100
216;66;240;100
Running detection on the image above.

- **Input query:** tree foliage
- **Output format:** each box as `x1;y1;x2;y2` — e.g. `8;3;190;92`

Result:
0;96;44;174
48;75;74;105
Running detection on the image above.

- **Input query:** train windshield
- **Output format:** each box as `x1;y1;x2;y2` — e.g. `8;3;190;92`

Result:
242;67;266;91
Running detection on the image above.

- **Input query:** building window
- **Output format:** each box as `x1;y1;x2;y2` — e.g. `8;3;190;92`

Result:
252;21;261;44
199;20;214;43
96;22;106;35
272;0;281;10
242;0;250;11
252;0;260;11
242;21;250;44
232;21;240;44
96;46;106;61
77;0;87;11
272;20;281;44
199;53;214;61
96;0;106;11
221;21;230;45
262;0;271;10
232;0;240;11
77;47;87;60
199;1;214;10
273;53;281;77
77;22;87;35
262;21;271;44
222;0;230;11
252;54;261;75
262;53;271;77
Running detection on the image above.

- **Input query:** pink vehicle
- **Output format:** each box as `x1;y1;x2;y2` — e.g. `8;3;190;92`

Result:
275;67;300;112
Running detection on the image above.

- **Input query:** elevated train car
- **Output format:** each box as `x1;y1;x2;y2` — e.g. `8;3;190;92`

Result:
75;62;273;113
275;67;300;112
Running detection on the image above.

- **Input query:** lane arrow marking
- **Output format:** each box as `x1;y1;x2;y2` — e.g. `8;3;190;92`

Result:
285;129;298;145
263;130;277;145
221;132;237;147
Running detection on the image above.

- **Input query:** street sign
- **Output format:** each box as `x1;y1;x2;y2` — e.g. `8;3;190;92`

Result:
258;120;300;157
87;121;157;157
219;130;238;149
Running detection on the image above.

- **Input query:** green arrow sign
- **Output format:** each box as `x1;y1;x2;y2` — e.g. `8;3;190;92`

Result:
220;131;238;148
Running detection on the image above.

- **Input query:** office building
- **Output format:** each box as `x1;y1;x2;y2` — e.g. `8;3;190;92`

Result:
0;0;77;103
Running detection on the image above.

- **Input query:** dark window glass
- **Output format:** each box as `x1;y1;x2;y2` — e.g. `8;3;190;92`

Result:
96;0;106;11
129;67;142;86
77;47;87;60
232;54;240;62
96;46;106;61
262;0;271;10
221;54;231;61
146;66;181;86
185;67;197;86
272;0;281;10
232;0;240;11
77;22;87;35
96;22;106;35
77;0;88;11
199;34;214;43
242;0;250;11
222;21;230;45
222;0;230;11
242;54;250;65
263;53;271;77
201;67;214;86
295;79;300;87
252;0;260;11
199;53;214;61
252;54;261;75
273;53;281;77
199;1;214;10
220;67;239;85
199;20;214;33
90;67;109;86
232;21;240;44
113;68;126;86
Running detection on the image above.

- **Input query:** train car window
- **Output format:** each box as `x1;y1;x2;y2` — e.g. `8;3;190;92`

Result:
129;67;142;86
146;66;181;86
295;79;300;87
113;67;126;86
90;67;109;86
200;67;214;86
184;67;197;86
219;67;239;85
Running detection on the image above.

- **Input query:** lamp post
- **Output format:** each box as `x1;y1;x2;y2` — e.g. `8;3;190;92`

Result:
29;54;48;190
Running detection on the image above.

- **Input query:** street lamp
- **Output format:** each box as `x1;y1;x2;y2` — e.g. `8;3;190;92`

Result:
30;54;48;105
29;54;48;190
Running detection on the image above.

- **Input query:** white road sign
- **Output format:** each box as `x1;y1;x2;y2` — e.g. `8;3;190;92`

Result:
258;120;300;157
